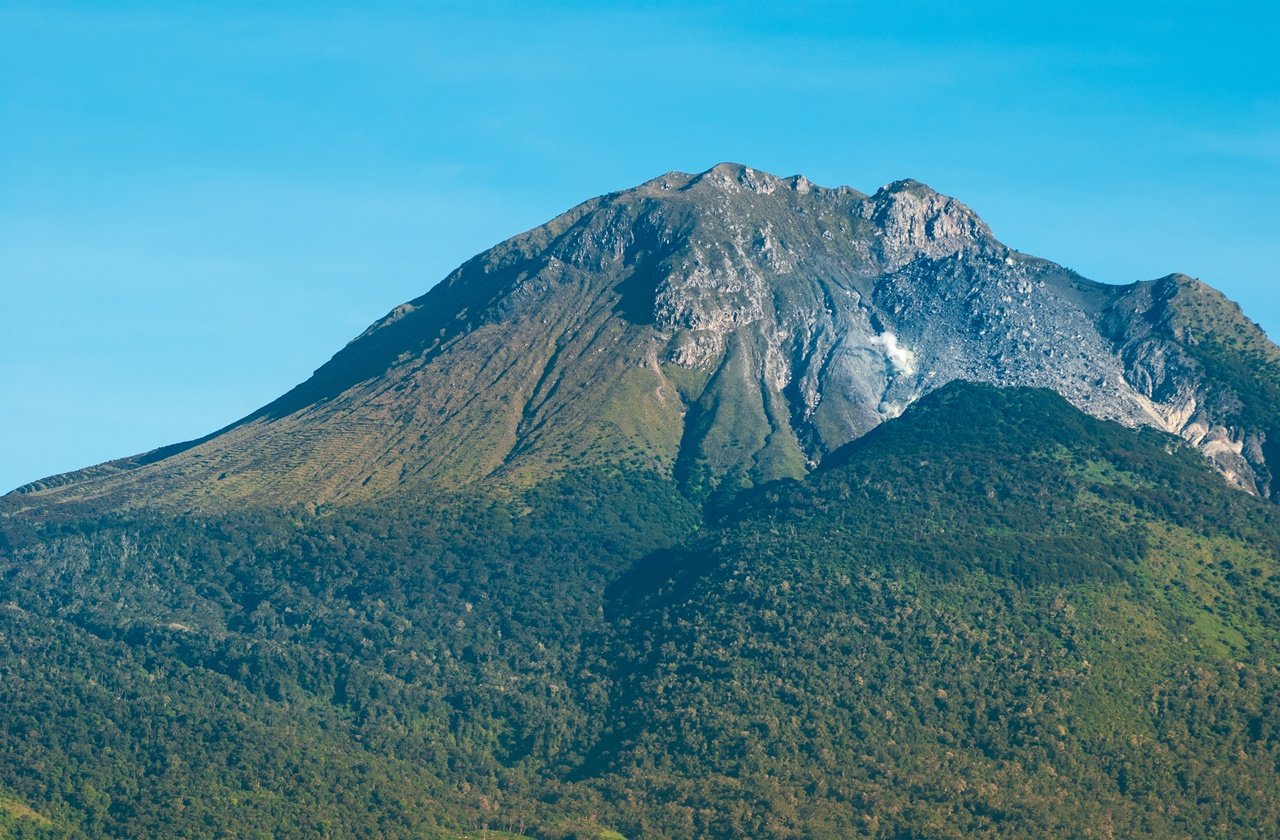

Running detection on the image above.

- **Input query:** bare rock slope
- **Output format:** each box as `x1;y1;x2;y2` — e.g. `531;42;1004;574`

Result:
10;163;1280;512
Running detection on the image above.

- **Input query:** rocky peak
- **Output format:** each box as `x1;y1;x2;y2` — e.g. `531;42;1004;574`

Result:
683;161;786;195
639;163;866;204
865;178;1001;270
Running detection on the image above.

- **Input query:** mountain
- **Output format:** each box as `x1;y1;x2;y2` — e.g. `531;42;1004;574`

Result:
2;166;1280;838
8;164;1280;515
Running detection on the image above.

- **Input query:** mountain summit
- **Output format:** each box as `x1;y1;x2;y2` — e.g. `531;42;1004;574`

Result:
12;163;1280;511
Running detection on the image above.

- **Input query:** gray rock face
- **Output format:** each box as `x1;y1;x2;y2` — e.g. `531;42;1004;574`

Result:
10;163;1279;511
616;165;1275;494
582;164;1275;495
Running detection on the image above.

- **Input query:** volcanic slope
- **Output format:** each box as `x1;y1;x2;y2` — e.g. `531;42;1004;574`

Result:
9;164;1280;515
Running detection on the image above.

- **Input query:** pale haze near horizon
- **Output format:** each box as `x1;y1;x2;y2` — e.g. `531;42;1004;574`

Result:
2;1;1278;492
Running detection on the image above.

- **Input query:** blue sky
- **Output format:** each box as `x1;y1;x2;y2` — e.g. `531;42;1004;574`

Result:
2;1;1278;492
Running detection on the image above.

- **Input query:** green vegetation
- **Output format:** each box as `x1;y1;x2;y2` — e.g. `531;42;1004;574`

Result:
0;790;56;840
2;384;1280;837
1163;277;1280;495
591;384;1280;836
0;470;693;838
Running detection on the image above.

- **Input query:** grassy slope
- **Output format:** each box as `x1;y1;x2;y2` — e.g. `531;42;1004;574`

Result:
1167;278;1280;494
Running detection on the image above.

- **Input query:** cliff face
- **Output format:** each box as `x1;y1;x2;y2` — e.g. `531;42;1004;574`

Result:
10;163;1279;512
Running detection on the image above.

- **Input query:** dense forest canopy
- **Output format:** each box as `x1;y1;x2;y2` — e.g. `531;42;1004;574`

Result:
2;383;1279;838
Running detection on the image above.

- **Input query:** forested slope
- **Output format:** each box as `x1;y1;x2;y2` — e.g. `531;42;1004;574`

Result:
3;384;1279;837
